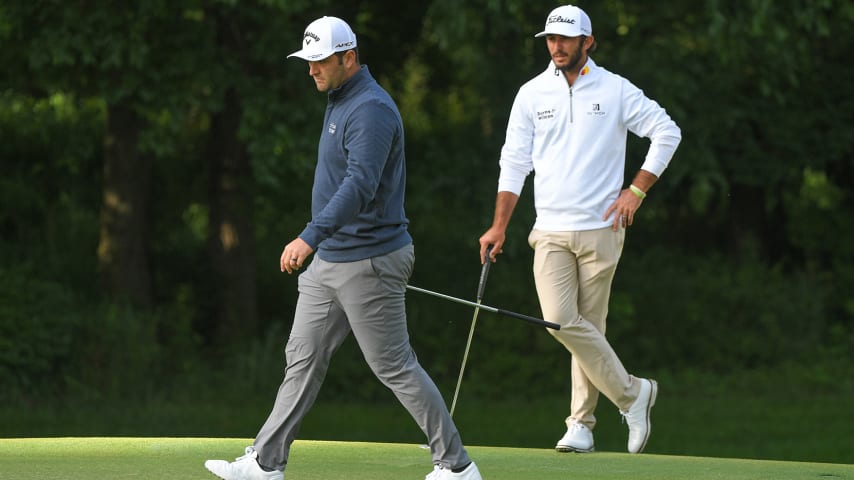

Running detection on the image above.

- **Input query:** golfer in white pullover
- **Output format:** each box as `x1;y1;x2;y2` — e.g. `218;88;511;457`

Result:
479;5;681;455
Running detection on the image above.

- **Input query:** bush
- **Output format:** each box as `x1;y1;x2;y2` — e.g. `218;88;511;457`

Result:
609;247;831;373
0;266;78;400
0;266;205;403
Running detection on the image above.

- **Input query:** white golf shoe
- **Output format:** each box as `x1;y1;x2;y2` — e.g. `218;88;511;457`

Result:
204;446;283;480
555;421;595;453
425;461;483;480
622;378;658;454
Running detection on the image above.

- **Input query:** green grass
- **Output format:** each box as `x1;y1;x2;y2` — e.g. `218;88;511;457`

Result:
3;365;852;468
0;437;851;480
4;390;852;465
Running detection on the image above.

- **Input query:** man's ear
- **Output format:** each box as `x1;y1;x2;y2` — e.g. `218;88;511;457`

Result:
584;35;595;51
345;49;357;68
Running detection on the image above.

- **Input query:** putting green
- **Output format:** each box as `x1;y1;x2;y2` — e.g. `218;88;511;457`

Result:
0;437;851;479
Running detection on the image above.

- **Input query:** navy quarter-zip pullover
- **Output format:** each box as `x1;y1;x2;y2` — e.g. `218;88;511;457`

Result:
299;65;411;262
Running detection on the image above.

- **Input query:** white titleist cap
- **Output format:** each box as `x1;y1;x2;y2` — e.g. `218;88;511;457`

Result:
534;5;592;38
287;16;357;61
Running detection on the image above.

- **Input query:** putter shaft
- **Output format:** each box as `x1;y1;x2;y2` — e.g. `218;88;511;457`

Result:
449;245;493;418
450;302;481;417
406;285;560;330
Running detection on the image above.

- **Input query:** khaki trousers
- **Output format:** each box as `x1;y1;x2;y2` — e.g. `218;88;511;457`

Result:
528;228;641;430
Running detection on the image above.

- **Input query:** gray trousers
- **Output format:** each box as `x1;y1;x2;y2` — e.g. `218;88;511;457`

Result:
253;244;470;471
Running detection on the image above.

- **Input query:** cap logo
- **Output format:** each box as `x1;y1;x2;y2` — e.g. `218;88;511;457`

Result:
288;17;358;61
304;31;320;45
547;15;576;26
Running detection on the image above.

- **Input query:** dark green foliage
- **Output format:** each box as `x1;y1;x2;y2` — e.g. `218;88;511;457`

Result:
0;0;852;409
0;268;77;399
0;267;205;402
610;247;833;373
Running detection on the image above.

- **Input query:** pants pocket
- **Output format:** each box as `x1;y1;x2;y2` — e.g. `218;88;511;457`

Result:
527;228;541;249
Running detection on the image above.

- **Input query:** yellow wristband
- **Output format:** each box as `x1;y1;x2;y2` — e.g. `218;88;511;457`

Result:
629;185;647;199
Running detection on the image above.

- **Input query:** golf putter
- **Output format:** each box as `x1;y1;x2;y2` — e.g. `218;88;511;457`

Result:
406;285;560;330
449;245;493;418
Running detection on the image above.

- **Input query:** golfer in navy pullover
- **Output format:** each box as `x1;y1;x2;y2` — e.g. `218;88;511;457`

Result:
204;15;482;480
300;64;412;262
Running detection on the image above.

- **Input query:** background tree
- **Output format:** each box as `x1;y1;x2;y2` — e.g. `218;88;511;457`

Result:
0;0;850;405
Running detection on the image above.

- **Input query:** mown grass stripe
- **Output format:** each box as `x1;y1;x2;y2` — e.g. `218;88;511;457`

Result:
0;437;851;480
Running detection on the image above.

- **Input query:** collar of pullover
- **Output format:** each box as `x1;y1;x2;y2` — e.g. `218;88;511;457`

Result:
328;65;371;101
551;57;597;86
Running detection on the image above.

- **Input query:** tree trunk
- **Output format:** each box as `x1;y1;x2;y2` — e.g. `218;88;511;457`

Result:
207;86;258;344
727;183;788;262
97;103;152;306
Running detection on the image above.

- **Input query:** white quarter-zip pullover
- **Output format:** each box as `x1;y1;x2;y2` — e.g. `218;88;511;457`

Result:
498;58;681;231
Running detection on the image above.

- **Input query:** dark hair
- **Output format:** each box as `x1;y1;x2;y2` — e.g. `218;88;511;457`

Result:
334;47;360;64
580;35;597;54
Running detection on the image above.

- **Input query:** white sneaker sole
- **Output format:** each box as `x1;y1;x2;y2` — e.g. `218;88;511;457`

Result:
555;445;595;453
634;379;658;454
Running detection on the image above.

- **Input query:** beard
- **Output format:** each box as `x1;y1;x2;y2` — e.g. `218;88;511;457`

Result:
555;40;586;72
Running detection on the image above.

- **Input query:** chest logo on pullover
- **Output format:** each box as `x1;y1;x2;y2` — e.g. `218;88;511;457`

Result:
587;103;606;117
328;122;337;134
537;109;556;120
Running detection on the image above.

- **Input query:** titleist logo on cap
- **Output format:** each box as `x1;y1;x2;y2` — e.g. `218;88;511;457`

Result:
547;15;576;25
534;5;592;38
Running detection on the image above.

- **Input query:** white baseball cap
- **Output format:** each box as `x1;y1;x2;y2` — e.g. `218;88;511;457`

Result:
287;16;357;61
534;5;592;38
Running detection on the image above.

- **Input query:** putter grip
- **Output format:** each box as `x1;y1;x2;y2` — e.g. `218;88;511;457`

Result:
476;245;493;301
496;308;561;330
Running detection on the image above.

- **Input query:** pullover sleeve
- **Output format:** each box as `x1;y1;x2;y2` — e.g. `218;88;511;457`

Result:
497;90;534;195
622;80;682;176
299;101;396;249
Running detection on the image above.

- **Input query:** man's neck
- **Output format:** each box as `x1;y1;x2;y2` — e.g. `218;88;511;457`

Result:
561;56;588;86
